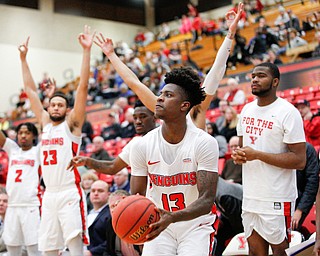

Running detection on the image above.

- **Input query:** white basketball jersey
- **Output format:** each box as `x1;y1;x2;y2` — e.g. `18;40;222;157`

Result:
40;121;82;188
130;123;218;211
3;138;41;206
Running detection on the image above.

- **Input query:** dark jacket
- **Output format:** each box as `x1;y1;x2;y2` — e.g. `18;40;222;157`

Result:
296;143;319;223
88;205;117;256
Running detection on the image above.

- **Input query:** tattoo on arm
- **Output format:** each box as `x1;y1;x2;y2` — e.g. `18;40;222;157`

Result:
87;158;111;172
197;170;217;199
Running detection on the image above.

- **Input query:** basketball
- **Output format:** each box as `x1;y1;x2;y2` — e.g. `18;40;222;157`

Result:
112;194;160;244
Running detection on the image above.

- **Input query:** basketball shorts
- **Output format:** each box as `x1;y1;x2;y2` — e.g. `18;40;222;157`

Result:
38;187;88;251
242;211;291;245
3;206;40;246
142;212;216;256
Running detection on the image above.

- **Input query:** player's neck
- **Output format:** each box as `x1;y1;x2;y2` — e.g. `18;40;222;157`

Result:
21;145;33;151
161;121;187;144
257;95;277;107
51;119;65;126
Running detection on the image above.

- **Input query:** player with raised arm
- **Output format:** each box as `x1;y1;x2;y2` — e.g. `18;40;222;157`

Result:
129;67;219;255
68;100;156;175
94;3;244;130
18;25;95;256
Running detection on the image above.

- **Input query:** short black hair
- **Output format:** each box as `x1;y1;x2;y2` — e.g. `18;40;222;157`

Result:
49;92;70;107
256;62;280;80
16;122;39;145
134;99;154;114
164;67;206;110
134;99;146;109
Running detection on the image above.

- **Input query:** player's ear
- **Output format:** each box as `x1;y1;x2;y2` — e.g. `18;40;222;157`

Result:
272;78;279;88
181;101;191;112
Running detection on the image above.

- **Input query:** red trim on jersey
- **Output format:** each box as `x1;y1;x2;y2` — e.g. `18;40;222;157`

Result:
71;141;89;244
71;142;78;158
284;202;292;243
209;204;218;255
37;166;43;215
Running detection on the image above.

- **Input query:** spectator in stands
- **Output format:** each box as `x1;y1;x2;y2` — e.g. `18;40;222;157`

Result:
293;142;319;238
215;177;243;256
288;28;308;49
179;14;193;35
228;29;251;70
220;106;239;142
247;27;269;56
0;188;8;254
223;78;246;106
295;99;320;147
86;180;116;256
220;136;242;184
91;136;113;161
287;9;303;35
187;2;198;17
109;168;130;193
101;112;122;141
216;99;229;132
143;29;155;46
168;42;182;66
81;171;99;212
120;108;136;139
266;48;283;65
312;31;320;58
206;122;228;158
112;97;131;124
134;30;146;47
208;90;220;110
81;115;94;152
157;23;171;41
274;6;290;41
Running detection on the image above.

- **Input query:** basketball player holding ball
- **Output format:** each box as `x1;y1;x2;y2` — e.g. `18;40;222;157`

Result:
129;66;219;256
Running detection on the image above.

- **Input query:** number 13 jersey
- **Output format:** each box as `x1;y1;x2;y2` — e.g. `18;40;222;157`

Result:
130;124;219;211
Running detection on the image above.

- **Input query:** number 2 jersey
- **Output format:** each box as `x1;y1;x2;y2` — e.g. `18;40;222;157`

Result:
40;121;82;189
130;123;219;211
3;138;41;207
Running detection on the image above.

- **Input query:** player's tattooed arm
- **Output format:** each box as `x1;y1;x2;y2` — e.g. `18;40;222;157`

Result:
147;170;218;241
68;156;127;175
174;170;218;222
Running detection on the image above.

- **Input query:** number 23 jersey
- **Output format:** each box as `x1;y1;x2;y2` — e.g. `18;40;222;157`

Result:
40;121;81;188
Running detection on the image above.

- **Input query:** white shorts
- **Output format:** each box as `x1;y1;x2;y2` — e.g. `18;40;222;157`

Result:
38;187;88;251
3;206;40;246
242;211;291;245
142;213;217;256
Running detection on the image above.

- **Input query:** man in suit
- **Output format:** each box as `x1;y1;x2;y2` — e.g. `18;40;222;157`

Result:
85;180;116;256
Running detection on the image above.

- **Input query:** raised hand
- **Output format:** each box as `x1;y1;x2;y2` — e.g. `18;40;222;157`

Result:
94;33;115;57
18;36;30;61
226;2;244;37
78;25;96;50
44;78;57;98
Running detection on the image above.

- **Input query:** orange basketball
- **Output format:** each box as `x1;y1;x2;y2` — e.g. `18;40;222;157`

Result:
112;194;160;244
